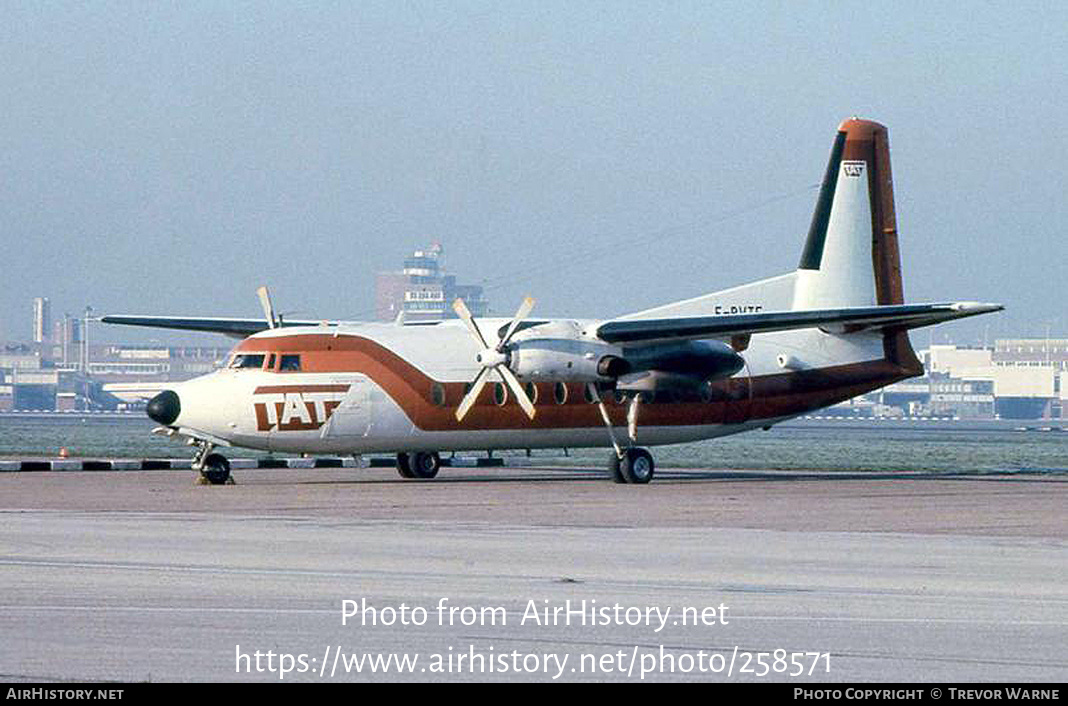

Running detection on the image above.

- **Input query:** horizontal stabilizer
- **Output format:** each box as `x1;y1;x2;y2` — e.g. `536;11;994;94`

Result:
597;302;1003;345
100;315;336;338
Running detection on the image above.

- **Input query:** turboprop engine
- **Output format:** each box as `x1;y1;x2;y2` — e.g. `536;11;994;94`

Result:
508;320;626;383
510;327;744;387
452;296;748;421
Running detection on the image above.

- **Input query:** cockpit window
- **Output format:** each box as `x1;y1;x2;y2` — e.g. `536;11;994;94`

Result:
279;354;301;371
230;354;266;369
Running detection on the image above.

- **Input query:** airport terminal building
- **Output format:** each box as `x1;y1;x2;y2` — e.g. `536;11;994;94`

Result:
873;341;1068;420
0;343;230;412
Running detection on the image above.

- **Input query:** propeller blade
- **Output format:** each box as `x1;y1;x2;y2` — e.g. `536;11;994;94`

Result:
497;365;536;420
257;286;278;329
497;296;535;350
455;295;538;423
452;298;489;349
455;367;491;422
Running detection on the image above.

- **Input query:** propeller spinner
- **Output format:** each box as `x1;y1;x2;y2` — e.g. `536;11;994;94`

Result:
453;297;537;421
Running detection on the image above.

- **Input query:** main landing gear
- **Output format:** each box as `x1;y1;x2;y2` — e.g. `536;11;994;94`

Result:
588;384;655;484
396;451;441;479
192;441;232;485
608;447;655;484
393;385;656;484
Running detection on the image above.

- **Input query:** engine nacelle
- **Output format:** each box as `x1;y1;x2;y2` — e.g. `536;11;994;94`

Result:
612;341;746;398
509;321;622;382
621;340;744;379
507;323;745;385
510;341;621;382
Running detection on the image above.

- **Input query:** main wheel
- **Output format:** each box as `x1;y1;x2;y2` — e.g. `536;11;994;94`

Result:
201;453;231;485
409;451;441;479
620;448;654;484
396;452;415;479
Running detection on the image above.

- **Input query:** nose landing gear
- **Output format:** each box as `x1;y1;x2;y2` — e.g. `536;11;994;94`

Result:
192;441;233;485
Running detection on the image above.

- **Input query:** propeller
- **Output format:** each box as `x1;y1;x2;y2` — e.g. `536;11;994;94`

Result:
257;286;279;329
453;296;537;421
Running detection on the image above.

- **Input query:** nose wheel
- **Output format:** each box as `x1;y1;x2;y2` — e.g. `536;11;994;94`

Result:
192;441;232;485
201;453;232;485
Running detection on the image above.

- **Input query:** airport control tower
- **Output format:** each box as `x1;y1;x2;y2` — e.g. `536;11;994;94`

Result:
374;243;488;323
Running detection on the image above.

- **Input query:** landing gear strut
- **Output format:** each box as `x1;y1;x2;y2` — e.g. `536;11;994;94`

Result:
396;451;441;479
192;441;232;485
589;384;655;484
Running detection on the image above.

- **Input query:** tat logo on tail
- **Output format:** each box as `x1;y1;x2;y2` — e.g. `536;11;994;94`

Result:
843;161;865;178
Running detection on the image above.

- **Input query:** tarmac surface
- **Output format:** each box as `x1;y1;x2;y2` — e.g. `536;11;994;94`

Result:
1;466;1066;682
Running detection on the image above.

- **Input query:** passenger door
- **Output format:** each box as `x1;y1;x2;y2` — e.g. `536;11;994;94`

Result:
321;377;373;439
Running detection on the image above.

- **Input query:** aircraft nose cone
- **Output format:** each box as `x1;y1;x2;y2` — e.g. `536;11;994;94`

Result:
146;390;181;425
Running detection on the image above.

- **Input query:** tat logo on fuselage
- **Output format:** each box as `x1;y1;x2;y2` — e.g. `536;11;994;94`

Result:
252;384;350;432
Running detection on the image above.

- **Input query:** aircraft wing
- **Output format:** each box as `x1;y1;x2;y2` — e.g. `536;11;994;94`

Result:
596;302;1003;345
102;382;173;403
99;315;337;338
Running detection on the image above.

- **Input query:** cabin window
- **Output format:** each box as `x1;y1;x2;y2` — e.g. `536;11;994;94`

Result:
493;382;507;406
267;354;276;370
553;382;568;405
279;355;301;371
230;354;265;369
431;383;446;407
524;382;538;405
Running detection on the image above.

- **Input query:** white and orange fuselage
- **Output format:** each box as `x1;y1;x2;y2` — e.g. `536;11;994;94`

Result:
169;318;919;455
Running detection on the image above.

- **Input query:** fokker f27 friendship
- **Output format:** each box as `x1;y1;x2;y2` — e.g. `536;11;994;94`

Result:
104;119;1001;484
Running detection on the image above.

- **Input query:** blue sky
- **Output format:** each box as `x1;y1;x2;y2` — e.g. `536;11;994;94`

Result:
1;2;1064;345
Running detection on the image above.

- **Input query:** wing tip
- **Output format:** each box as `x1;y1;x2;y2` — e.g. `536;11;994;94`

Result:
949;302;1004;314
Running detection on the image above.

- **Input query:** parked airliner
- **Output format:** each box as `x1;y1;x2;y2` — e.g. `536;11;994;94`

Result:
104;118;1001;484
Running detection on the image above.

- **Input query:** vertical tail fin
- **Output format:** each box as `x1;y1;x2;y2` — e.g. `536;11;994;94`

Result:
793;118;905;310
